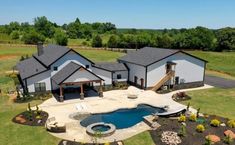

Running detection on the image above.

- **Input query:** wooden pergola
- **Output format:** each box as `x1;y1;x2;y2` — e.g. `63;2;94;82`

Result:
59;79;103;102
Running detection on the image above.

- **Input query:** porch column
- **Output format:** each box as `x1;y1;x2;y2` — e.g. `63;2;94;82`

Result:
59;85;64;102
80;83;84;100
99;81;103;97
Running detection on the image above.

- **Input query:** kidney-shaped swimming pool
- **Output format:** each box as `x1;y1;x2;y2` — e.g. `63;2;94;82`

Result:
80;104;165;129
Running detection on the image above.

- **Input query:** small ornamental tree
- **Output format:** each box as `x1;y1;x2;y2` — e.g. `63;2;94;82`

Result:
92;35;102;47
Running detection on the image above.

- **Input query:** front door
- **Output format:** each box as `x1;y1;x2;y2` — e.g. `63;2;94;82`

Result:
166;64;172;73
175;77;179;85
140;78;144;89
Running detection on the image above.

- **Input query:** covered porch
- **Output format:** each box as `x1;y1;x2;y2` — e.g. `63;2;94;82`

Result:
51;62;104;102
58;80;103;101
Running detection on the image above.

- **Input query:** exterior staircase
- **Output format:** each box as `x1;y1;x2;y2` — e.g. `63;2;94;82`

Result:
151;70;175;91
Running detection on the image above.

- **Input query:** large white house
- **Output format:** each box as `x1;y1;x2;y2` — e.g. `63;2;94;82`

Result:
17;44;207;101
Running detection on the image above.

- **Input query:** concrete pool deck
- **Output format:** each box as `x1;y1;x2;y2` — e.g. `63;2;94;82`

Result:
39;84;213;143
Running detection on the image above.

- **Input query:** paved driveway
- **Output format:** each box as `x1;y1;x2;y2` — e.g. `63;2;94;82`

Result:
205;75;235;89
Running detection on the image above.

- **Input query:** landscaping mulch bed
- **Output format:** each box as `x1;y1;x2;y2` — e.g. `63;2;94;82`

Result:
58;140;121;145
149;115;235;145
12;110;48;126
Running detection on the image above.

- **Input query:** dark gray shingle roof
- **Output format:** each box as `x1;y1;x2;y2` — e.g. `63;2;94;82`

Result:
118;47;179;66
33;44;70;67
51;62;81;85
93;62;128;72
16;57;47;79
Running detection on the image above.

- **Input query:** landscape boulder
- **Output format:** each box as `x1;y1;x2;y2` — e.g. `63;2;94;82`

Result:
224;130;235;139
206;135;221;143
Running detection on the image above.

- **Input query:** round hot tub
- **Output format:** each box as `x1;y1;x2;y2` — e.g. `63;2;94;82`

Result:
86;122;116;137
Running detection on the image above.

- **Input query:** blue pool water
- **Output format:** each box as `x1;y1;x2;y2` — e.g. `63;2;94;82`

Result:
92;125;111;132
80;104;165;129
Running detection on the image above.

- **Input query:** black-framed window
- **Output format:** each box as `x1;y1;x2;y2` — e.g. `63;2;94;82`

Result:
117;74;122;79
34;82;46;92
53;66;58;71
85;65;89;69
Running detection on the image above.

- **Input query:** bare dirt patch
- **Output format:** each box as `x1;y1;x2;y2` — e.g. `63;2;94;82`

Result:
0;55;18;60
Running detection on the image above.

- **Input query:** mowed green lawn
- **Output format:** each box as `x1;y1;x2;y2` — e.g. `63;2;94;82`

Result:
182;88;235;119
0;95;60;145
188;51;235;76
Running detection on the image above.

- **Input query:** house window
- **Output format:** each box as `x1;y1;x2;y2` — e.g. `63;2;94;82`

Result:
34;82;46;92
117;74;122;79
85;65;89;69
53;66;58;71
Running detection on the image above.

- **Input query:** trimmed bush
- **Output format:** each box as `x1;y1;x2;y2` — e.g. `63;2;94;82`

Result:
223;135;234;144
205;136;213;145
196;124;205;133
178;114;186;122
210;119;220;127
227;120;235;128
189;114;197;122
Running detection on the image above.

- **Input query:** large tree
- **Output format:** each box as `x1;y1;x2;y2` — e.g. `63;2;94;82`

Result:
107;35;119;48
22;29;45;44
92;35;102;47
216;27;235;51
34;16;55;38
54;29;68;46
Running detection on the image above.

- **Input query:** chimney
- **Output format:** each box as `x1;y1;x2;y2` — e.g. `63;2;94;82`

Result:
37;42;44;56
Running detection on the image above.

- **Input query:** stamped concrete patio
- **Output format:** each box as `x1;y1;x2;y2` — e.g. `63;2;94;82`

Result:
38;85;213;143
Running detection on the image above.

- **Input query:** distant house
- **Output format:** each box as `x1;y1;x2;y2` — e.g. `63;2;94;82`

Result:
17;44;206;101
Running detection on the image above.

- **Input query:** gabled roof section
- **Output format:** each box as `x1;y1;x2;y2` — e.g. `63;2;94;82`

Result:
16;57;47;79
93;62;128;72
51;62;81;85
118;47;207;66
33;44;71;67
51;62;103;85
33;44;94;67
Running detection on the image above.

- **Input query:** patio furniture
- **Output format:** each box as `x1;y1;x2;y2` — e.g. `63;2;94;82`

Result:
45;117;66;133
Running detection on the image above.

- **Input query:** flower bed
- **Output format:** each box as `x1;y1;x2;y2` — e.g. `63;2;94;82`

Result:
149;115;235;145
172;92;191;102
12;104;48;126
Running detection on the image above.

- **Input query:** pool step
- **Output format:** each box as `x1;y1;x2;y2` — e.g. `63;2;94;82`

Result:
143;115;161;130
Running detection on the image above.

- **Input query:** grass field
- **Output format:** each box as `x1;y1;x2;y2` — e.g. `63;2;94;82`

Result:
123;131;155;145
182;88;235;119
188;51;235;77
0;46;235;145
0;95;60;145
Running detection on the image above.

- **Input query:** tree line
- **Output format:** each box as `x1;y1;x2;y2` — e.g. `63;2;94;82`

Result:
0;16;234;52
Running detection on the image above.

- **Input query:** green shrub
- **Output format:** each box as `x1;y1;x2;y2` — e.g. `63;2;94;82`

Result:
178;114;186;122
36;115;42;119
210;119;220;127
205;136;213;145
227;120;235;128
189;114;197;122
178;125;187;137
27;103;31;111
196;124;205;133
223;135;233;144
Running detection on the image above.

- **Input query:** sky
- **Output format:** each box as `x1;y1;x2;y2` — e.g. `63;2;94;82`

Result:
0;0;235;29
